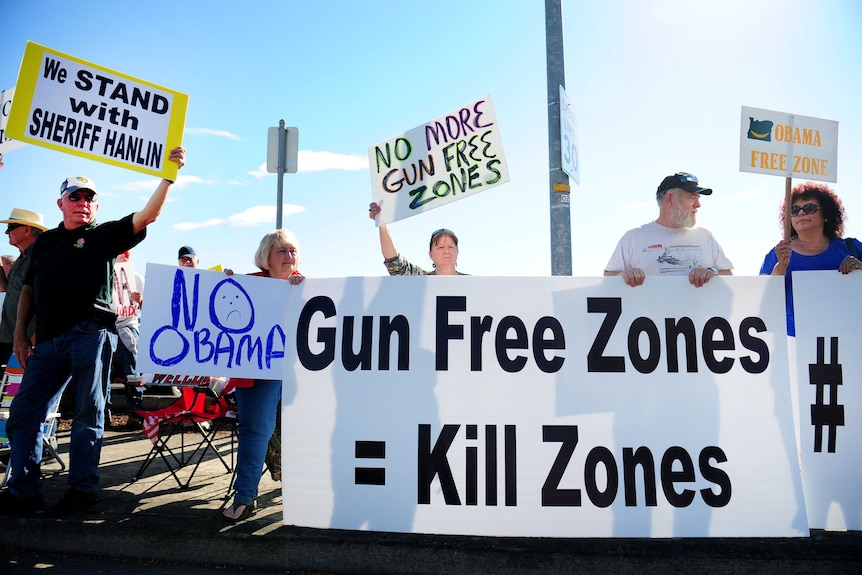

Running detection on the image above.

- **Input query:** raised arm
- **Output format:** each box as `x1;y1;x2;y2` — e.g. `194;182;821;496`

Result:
369;202;398;259
132;147;185;234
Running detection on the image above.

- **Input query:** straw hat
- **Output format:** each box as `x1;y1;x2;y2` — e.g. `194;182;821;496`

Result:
0;208;49;231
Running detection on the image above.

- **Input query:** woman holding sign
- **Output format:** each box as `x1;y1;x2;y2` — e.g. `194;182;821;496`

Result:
760;181;862;336
222;229;304;522
368;202;467;276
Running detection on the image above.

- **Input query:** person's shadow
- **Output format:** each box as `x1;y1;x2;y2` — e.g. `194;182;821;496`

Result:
553;276;806;536
328;276;439;531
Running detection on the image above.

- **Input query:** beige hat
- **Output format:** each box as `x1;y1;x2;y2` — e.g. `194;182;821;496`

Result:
0;208;48;231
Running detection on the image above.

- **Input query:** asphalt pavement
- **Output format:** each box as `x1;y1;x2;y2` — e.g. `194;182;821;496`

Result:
0;419;861;575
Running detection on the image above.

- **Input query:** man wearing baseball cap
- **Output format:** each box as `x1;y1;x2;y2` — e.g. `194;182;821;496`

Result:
0;146;186;516
0;208;48;367
177;245;199;268
604;171;733;287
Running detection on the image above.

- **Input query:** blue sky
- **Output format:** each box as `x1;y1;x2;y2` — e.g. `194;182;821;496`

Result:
1;0;861;280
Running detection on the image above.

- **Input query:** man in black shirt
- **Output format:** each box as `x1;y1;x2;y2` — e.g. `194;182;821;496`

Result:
0;146;185;515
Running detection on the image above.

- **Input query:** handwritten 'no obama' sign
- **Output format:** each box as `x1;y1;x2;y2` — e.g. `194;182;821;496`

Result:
137;264;290;379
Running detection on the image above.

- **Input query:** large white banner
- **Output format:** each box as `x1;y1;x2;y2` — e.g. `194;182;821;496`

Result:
793;271;862;530
279;276;807;537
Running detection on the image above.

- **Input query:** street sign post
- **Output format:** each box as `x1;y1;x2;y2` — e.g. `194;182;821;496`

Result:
267;121;299;228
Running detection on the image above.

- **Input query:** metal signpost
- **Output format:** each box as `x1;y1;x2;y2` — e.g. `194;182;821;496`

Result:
267;120;299;228
545;0;572;276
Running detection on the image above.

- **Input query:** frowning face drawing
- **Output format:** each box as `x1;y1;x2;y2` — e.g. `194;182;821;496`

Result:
210;279;255;333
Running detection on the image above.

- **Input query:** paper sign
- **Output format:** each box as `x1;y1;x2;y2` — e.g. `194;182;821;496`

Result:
137;264;291;379
559;85;580;184
6;42;187;179
111;260;138;318
368;95;510;226
739;106;838;183
0;87;27;154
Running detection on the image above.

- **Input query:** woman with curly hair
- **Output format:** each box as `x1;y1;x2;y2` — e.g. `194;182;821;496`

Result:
760;181;862;335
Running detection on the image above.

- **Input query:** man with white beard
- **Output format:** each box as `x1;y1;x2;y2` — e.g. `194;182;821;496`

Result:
604;172;733;287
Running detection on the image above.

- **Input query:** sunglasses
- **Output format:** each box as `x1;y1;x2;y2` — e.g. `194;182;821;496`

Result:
790;203;821;216
658;172;700;194
5;224;23;233
65;191;97;203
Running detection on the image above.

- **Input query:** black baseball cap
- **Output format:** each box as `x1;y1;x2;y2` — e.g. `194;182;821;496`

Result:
178;246;196;258
656;172;712;198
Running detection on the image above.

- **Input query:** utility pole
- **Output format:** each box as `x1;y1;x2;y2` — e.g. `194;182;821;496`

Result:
545;0;572;275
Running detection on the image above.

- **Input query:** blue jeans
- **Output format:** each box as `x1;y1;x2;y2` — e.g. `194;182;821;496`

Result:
7;320;116;498
233;379;280;504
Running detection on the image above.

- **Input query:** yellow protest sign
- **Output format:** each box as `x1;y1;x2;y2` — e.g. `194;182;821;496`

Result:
6;42;187;179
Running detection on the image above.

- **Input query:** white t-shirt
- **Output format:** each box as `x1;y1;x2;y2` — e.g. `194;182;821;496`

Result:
604;221;733;275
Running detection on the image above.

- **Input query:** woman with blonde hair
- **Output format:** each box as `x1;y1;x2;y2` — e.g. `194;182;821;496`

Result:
223;229;304;522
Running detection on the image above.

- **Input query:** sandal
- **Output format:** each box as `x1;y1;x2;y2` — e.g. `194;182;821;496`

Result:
222;500;255;522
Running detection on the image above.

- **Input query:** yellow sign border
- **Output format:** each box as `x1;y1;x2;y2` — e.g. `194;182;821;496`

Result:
7;41;187;179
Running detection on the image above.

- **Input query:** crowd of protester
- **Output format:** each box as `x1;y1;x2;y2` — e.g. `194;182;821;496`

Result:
1;152;860;522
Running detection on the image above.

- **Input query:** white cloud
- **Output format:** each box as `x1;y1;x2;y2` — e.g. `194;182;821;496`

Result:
185;127;241;140
226;205;277;227
174;218;225;231
172;204;306;231
297;150;368;173
248;150;369;179
116;175;245;193
249;163;269;179
117;174;208;192
226;204;306;227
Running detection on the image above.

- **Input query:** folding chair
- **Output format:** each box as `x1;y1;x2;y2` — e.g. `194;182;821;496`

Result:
131;376;237;489
0;357;67;489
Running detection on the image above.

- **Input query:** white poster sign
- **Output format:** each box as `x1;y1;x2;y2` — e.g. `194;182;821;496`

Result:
739;106;838;183
137;264;291;379
111;260;139;318
0;87;27;154
368;95;510;226
279;276;807;538
7;42;187;179
559;85;580;184
793;271;862;530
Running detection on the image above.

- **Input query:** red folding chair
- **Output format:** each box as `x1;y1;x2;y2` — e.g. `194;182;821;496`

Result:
131;376;237;489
